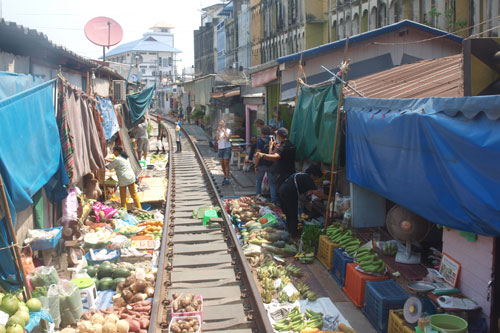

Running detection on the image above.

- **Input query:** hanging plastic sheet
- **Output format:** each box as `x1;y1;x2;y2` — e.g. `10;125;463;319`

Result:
289;82;341;163
96;95;120;140
344;96;500;236
126;84;155;125
0;80;68;289
0;71;45;100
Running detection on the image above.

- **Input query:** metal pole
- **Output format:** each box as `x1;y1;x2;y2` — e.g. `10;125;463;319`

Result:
0;173;32;299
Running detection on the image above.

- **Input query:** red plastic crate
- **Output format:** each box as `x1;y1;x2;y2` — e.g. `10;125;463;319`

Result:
343;263;389;308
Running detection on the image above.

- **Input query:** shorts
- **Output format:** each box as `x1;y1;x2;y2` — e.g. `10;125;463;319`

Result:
137;138;149;153
218;147;232;160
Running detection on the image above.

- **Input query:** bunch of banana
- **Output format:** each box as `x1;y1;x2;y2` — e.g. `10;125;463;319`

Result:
269;266;281;279
304;308;324;329
297;282;311;296
278;290;289;303
289;291;301;302
257;266;270;280
343;237;362;256
329;228;354;245
354;247;373;261
357;252;386;274
381;242;398;256
273;307;324;332
285;263;303;277
296;251;315;264
273;307;305;332
261;289;273;303
325;223;343;242
305;291;318;301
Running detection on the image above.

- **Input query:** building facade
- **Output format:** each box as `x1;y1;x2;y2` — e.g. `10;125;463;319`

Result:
328;0;499;42
105;22;181;87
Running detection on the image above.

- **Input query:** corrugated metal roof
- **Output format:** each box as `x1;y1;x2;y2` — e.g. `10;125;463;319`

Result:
105;36;181;57
344;54;463;98
278;20;463;64
0;19;124;80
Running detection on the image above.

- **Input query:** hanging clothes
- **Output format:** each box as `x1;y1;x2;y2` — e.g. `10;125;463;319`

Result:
56;80;75;181
96;96;120;140
64;82;106;185
90;99;108;157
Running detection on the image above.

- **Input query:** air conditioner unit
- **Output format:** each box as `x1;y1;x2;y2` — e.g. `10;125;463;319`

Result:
113;80;126;101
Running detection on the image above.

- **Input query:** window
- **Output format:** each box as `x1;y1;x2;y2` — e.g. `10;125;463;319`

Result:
141;69;146;74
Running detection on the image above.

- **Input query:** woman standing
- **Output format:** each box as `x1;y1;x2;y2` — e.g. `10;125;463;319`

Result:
216;119;232;185
106;146;142;210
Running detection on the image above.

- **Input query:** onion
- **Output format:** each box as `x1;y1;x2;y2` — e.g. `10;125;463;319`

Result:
145;287;155;298
131;280;147;294
116;320;129;333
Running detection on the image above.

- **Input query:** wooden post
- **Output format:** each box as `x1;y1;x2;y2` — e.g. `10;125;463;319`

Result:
324;37;349;229
0;173;32;299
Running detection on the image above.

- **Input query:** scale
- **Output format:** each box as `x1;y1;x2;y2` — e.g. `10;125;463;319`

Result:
404;281;437;326
403;297;423;324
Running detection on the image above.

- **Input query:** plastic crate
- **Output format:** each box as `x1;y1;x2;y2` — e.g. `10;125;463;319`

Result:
330;248;354;287
317;235;340;270
169;314;201;333
362;280;410;333
388;310;415;333
171;295;203;322
343;263;389;308
29;227;63;251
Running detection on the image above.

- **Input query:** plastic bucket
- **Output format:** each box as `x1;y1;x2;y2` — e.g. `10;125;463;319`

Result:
430;314;468;333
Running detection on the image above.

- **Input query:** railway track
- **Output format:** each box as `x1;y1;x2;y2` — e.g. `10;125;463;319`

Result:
149;118;273;332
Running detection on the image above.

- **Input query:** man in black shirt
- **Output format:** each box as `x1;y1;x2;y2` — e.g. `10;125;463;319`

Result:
255;127;296;189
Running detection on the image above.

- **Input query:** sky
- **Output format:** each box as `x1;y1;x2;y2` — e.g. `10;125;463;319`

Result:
1;0;224;69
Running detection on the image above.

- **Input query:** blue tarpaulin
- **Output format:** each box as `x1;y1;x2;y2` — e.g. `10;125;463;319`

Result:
96;96;120;140
344;96;500;236
0;72;45;100
126;84;155;125
0;79;68;288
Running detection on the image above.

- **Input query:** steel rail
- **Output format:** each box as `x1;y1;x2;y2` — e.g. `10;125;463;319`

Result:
149;117;173;333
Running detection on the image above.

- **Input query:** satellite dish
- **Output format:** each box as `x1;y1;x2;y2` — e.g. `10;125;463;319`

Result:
84;16;123;61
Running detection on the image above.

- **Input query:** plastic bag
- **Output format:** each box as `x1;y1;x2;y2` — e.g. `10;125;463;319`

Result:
39;284;61;328
57;280;83;327
30;266;59;288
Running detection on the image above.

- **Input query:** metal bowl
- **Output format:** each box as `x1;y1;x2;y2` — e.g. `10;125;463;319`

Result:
407;281;436;293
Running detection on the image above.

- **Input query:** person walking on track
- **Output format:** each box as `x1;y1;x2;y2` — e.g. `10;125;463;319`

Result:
156;115;167;154
175;121;182;153
106;146;142;210
216;119;232;185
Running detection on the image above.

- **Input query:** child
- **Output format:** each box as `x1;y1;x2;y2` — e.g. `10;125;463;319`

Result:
106;146;142;210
